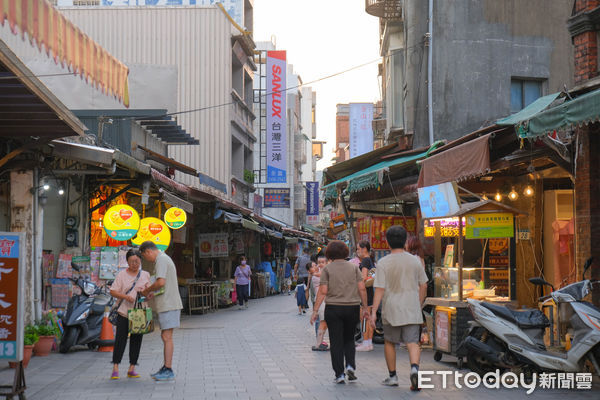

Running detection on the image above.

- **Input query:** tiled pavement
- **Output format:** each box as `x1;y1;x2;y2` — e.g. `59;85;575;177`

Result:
1;294;598;399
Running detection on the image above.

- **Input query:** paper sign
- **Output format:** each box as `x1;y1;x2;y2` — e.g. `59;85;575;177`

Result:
103;205;140;241
465;213;514;239
131;218;171;251
164;207;187;229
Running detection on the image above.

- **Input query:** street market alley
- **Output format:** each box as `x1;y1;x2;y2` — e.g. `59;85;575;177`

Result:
1;294;598;400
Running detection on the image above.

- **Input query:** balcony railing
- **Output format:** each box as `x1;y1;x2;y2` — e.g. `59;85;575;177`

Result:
231;89;256;137
294;184;306;210
294;135;307;165
365;0;403;21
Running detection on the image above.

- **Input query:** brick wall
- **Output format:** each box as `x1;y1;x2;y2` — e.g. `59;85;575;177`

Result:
574;123;600;305
572;0;600;83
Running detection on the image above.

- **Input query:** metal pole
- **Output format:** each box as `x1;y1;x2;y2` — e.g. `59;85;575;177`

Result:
339;192;357;251
32;168;42;321
427;0;435;146
458;215;464;301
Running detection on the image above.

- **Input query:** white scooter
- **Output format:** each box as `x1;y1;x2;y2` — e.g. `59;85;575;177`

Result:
457;258;600;377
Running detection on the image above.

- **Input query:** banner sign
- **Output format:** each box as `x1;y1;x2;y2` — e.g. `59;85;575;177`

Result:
370;216;417;250
103;204;140;241
198;233;229;258
164;207;187;230
417;182;461;219
306;182;319;225
357;217;371;242
0;232;24;361
349;103;373;158
253;194;263;217
266;51;287;183
466;213;514;239
131;217;172;251
263;188;290;208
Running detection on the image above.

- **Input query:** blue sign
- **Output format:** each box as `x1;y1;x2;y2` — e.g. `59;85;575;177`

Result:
264;188;290;208
417;182;461;219
266;51;287;183
306;182;319;225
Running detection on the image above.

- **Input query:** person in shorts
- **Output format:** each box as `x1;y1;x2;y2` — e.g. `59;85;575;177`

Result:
140;241;183;381
370;226;428;390
284;259;293;295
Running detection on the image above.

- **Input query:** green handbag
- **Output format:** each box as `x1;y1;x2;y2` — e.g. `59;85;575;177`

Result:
128;294;154;335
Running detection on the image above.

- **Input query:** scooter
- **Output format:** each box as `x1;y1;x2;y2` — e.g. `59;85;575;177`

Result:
59;262;115;353
457;258;600;377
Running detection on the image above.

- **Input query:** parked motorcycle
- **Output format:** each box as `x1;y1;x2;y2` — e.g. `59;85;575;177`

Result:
59;262;115;353
457;258;600;377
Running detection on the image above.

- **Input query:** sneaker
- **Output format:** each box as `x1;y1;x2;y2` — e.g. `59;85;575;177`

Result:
154;368;175;381
382;375;399;386
318;343;329;351
110;371;119;380
150;366;167;379
355;342;373;352
334;374;346;384
346;366;357;382
410;371;420;391
238;305;243;310
302;310;306;314
244;303;248;309
127;369;140;378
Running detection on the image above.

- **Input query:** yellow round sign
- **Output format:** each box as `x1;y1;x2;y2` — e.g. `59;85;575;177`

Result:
103;205;140;241
164;207;187;229
131;217;171;251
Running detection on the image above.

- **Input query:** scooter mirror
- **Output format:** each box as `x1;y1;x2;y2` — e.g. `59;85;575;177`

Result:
529;277;554;290
583;257;593;280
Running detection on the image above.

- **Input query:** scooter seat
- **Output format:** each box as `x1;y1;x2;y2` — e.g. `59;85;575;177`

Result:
481;302;549;329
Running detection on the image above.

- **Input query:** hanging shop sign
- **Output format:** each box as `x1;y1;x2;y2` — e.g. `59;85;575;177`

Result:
131;218;171;251
264;188;291;208
349;103;374;158
423;218;466;237
371;216;417;250
164;207;187;229
266;50;287;183
103;205;141;241
0;232;24;362
357;217;371;242
465;213;514;239
306;181;319;225
417;182;460;219
198;233;229;258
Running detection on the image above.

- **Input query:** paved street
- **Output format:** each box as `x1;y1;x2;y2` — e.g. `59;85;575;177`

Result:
1;295;598;400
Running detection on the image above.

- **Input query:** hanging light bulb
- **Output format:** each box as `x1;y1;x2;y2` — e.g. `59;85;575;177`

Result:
508;187;519;201
494;191;502;202
58;188;65;196
42;183;50;191
481;193;488;201
523;185;534;197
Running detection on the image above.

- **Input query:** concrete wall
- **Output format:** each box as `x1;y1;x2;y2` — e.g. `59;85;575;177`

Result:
401;0;574;148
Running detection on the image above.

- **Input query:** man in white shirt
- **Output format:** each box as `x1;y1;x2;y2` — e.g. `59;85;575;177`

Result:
370;225;428;390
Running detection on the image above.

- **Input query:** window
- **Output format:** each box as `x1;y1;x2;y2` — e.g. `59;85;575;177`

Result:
511;79;543;113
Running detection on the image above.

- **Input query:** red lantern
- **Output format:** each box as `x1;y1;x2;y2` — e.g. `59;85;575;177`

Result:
263;241;272;256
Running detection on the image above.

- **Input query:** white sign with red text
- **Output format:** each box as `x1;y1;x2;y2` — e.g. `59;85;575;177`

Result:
266;51;287;183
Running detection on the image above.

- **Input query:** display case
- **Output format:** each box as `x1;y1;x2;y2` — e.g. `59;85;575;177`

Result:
433;266;509;300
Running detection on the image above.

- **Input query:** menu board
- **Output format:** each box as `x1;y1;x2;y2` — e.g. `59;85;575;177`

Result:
198;233;229;258
435;309;451;352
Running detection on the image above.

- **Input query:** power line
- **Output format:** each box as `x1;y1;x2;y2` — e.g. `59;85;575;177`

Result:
0;72;78;80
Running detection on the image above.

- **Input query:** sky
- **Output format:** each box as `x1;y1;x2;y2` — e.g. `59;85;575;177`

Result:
253;0;381;172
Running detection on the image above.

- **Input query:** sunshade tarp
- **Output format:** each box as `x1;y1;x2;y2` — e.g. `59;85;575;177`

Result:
499;89;600;139
496;93;561;126
322;141;443;193
417;134;491;188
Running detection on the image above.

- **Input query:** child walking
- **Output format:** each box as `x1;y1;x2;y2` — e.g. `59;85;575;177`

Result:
295;281;308;315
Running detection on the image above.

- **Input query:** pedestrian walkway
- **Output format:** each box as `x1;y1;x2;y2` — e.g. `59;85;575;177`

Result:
1;295;597;399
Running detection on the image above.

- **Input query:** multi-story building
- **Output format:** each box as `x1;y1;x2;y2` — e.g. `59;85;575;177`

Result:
28;2;258;207
366;0;574;148
253;41;317;227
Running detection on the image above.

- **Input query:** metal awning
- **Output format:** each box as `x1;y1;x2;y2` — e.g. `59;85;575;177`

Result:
138;145;198;176
496;89;600;139
50;140;115;170
242;218;265;234
0;40;86;140
265;227;283;239
136;115;199;145
160;188;194;214
496;93;561;127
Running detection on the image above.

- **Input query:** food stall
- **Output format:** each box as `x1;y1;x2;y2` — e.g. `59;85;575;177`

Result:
418;183;525;367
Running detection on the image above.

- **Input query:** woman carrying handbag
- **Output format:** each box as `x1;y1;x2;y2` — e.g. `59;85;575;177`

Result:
109;249;150;380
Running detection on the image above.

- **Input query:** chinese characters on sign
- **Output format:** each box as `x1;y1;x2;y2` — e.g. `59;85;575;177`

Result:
349;103;374;158
305;182;319;225
423;218;466;237
0;233;23;361
198;233;229;258
465;213;514;239
263;188;291;208
266;51;287;183
357;216;417;250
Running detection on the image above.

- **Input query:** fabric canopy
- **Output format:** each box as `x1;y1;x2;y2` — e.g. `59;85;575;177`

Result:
0;0;129;106
417;134;491;188
496;93;561;127
323;141;443;194
501;88;600;139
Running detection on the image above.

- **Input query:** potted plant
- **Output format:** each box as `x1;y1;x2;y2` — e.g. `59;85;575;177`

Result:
9;325;38;368
33;324;57;357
